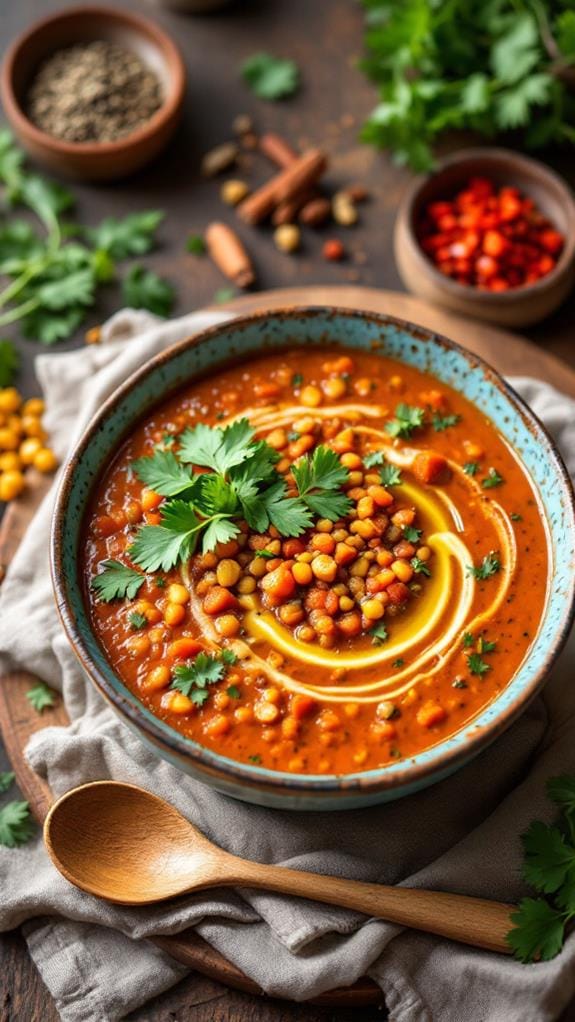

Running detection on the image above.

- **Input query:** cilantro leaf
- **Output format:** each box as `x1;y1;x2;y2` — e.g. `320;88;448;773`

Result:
392;658;404;668
227;684;241;699
129;501;203;571
172;651;228;705
403;525;421;543
385;404;425;439
432;412;461;432
370;623;388;646
379;462;402;486
260;479;313;536
221;648;238;665
255;549;275;559
122;265;175;318
510;512;523;522
0;771;15;793
85;211;163;259
0;339;18;386
463;462;479;476
241;52;300;101
467;554;501;580
132;450;195;497
522;822;574;895
35;269;95;311
411;556;431;577
482;468;504;489
129;612;148;631
462;631;474;648
91;560;145;602
364;450;385;469
179;418;255;477
26;681;56;713
22;306;85;345
200;516;241;554
477;637;496;654
186;234;206;255
547;776;575;820
467;653;490;677
0;801;35;847
292;445;352;522
507;898;566;964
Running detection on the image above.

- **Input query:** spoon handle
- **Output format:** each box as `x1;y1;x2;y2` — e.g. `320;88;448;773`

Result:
230;859;514;954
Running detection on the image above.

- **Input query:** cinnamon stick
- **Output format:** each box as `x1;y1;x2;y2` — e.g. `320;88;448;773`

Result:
237;149;328;226
272;189;315;227
259;132;298;169
205;222;255;288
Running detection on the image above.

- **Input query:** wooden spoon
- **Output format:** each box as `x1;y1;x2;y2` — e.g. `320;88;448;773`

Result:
44;781;514;954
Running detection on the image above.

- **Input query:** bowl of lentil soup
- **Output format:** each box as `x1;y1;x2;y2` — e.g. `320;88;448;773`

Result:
394;149;575;328
51;308;575;809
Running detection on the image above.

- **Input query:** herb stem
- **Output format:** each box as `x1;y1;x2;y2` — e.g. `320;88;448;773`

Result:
0;295;39;326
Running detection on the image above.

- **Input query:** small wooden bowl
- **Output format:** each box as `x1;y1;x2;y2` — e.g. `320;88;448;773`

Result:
0;5;186;182
394;149;575;328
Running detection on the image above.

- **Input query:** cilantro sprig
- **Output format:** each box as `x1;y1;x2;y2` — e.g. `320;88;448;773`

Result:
241;52;300;101
385;403;425;439
467;553;501;580
26;681;57;713
291;446;352;521
0;800;35;847
171;648;238;706
507;775;575;962
432;413;460;432
91;560;145;602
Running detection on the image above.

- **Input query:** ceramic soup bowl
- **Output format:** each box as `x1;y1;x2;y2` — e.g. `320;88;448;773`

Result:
51;308;575;809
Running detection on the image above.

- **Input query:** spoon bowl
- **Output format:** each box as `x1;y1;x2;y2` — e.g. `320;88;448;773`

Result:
45;781;516;954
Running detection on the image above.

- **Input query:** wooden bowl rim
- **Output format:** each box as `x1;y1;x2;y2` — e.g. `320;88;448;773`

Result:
0;4;186;158
396;147;575;306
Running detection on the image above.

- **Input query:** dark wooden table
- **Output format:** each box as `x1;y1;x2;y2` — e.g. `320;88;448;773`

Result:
2;1;575;1019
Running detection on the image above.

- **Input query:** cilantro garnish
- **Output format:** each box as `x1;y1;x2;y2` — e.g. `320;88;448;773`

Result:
462;631;474;648
132;450;194;497
510;512;523;522
128;612;148;631
227;684;241;699
385;404;425;439
364;450;384;469
291;373;304;388
91;560;145;602
379;462;402;486
411;556;431;577
122;265;174;318
432;412;461;432
463;461;479;476
26;681;57;713
291;445;352;521
392;657;405;668
0;339;18;386
0;771;15;793
85;211;164;260
255;549;276;559
467;653;491;677
477;636;496;654
467;554;501;580
370;623;389;646
482;468;504;489
452;678;468;689
0;801;35;847
221;648;239;666
403;525;422;542
172;652;226;706
248;754;262;764
186;234;206;256
507;775;575;962
241;52;300;101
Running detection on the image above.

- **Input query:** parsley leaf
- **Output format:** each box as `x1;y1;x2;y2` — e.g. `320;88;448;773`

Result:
370;623;388;646
510;512;523;522
403;525;421;543
546;776;575;819
385;404;425;439
467;653;491;677
0;771;15;793
0;801;35;847
186;234;206;255
179;418;254;476
0;339;18;386
411;556;431;577
129;612;148;631
172;651;226;705
463;462;479;476
467;554;501;580
227;684;241;699
432;413;461;432
379;462;402;486
91;560;145;602
477;637;496;654
507;898;566;964
85;211;163;260
292;445;352;521
122;265;175;318
392;658;404;668
26;681;56;713
522;821;573;894
462;631;474;648
364;450;385;469
482;468;504;489
132;450;195;497
291;373;304;387
241;52;300;101
255;549;275;559
129;501;204;571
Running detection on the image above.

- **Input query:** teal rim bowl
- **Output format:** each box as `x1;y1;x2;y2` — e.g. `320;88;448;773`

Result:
50;307;575;810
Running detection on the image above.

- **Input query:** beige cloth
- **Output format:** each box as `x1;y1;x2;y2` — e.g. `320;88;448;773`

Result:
1;308;575;1022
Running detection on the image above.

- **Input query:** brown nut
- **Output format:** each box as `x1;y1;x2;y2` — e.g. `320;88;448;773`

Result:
299;197;332;226
201;142;239;177
220;179;250;206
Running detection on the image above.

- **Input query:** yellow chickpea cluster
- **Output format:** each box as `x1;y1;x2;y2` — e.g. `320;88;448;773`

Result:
0;387;58;502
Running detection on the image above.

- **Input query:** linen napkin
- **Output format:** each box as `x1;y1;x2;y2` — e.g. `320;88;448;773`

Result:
1;306;575;1022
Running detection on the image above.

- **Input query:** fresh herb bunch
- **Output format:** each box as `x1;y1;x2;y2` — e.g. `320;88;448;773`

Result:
359;1;575;171
0;131;173;343
507;775;575;962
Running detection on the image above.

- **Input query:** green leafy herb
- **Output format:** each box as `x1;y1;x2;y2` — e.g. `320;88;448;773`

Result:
432;412;461;432
255;549;276;559
392;657;405;668
364;450;385;469
172;651;225;706
403;525;422;543
227;684;241;699
0;800;35;847
385;403;425;439
186;234;206;255
477;636;497;654
452;678;468;689
358;2;575;172
213;287;237;304
379;462;402;486
91;560;145;602
128;612;148;631
241;52;300;101
462;631;474;648
411;556;431;577
370;623;389;646
122;265;174;318
292;445;352;521
155;577;166;588
0;771;15;793
291;373;304;388
467;653;491;677
482;468;504;489
84;211;163;260
248;754;262;764
0;339;18;386
463;461;479;476
507;775;575;962
467;553;501;580
132;450;194;497
511;512;523;522
221;648;239;666
27;681;57;713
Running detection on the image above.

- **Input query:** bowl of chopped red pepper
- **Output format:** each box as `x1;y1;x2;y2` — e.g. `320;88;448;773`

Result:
394;149;575;327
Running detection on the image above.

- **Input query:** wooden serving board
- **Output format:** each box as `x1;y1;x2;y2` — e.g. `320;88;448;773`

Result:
2;286;575;1009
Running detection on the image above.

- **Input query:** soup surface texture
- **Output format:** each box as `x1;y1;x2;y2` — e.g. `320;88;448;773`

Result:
84;347;548;775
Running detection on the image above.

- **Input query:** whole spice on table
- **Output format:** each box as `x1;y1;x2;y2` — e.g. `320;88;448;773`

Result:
205;222;255;287
25;41;163;144
417;177;565;290
237;148;327;225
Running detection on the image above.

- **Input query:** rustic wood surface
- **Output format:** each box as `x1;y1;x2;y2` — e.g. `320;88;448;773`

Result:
2;0;575;1018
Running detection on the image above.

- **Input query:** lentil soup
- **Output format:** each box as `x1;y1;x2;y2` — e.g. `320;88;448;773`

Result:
84;347;548;776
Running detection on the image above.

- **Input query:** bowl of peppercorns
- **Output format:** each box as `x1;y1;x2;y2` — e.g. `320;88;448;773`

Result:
394;149;575;327
0;5;186;181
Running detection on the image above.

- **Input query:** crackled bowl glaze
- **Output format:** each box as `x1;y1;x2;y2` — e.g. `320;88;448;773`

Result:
51;308;575;810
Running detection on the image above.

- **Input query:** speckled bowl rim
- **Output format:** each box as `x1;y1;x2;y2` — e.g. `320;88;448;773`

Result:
399;148;575;303
51;306;575;799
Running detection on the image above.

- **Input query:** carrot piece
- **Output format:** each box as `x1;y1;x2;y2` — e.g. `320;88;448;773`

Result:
417;701;447;728
168;638;204;661
203;586;239;615
412;451;450;485
291;694;317;719
261;566;296;601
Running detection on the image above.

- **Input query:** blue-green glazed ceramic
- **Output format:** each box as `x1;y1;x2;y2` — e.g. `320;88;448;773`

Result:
51;308;575;810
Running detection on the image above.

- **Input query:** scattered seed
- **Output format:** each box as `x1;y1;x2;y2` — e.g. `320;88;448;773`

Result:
274;223;301;254
232;113;254;136
201;142;239;177
323;238;345;261
220;179;250;206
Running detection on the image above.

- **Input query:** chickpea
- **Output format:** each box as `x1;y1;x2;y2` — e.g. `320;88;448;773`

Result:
33;448;58;473
0;452;20;472
235;706;253;723
321;376;347;400
292;561;313;585
164;691;195;715
248;557;268;578
357;495;375;519
142;665;171;691
278;603;305;627
354;378;372;397
353;749;368;766
391;559;413;583
274;223;301;253
205;714;231;736
21;415;45;439
216;559;241;588
293;416;316;434
0;470;25;501
417;546;431;561
340;452;362;470
0;388;22;414
339;595;355;612
311;554;337;583
125;499;143;525
0;428;19;451
215;614;241;637
220;178;249;205
22;397;44;417
214;691;231;710
254;700;280;723
299;384;322;408
266;428;287;450
126;634;151;656
164;603;186;626
315;519;334;533
237;576;256;594
361;598;385;620
297;624;316;643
